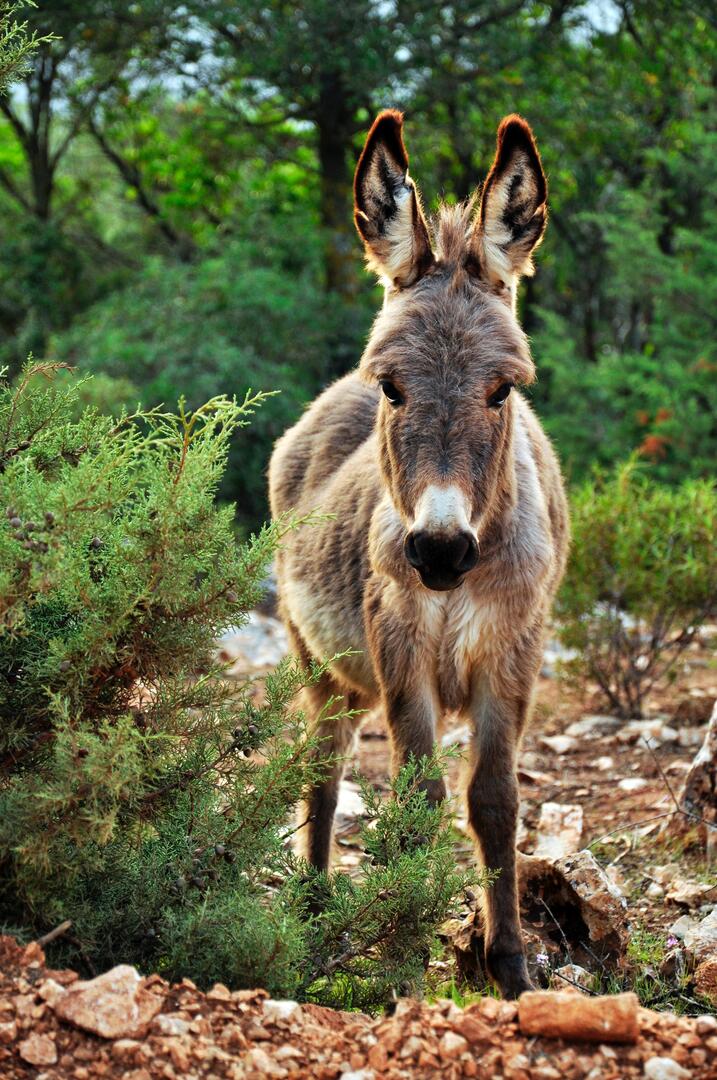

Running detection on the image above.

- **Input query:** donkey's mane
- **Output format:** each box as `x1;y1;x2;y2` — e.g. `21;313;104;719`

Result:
430;199;478;265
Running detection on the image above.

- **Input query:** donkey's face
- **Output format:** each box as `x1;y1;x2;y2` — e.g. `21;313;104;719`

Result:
354;111;548;591
362;275;535;590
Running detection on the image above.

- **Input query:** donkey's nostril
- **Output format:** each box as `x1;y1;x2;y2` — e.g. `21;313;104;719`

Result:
455;532;479;574
404;532;421;569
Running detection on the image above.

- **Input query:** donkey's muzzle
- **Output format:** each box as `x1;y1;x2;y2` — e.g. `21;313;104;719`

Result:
404;529;479;591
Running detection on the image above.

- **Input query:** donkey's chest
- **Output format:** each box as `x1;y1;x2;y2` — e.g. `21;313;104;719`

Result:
414;590;503;711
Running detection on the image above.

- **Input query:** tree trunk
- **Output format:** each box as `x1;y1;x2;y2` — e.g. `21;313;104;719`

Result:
28;143;53;221
27;48;56;221
315;75;358;300
663;700;717;860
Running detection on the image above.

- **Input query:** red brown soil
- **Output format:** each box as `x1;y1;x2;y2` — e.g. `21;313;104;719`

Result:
355;662;717;852
2;936;716;1079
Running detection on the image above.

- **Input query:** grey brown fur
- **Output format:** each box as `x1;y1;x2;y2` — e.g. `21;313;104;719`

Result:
269;111;569;999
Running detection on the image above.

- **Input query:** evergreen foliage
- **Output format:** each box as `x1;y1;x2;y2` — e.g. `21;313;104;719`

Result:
0;364;473;1007
301;756;477;1010
0;2;48;90
557;460;717;718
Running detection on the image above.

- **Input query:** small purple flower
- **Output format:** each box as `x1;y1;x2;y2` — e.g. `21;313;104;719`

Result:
535;952;550;967
666;935;679;948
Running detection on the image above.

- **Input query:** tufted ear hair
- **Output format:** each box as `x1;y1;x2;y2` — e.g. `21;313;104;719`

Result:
474;115;547;290
354;110;434;288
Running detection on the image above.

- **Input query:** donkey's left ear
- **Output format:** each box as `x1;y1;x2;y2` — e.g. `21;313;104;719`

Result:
354;110;434;288
474;115;547;289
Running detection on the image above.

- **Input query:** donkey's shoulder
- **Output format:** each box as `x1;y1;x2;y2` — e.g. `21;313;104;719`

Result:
512;394;570;580
269;373;379;516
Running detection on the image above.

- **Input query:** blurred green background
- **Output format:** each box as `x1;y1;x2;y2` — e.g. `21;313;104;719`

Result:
1;1;715;531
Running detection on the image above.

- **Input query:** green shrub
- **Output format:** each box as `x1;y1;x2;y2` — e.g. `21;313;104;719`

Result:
52;367;139;419
301;755;477;1010
557;460;717;718
0;362;471;1007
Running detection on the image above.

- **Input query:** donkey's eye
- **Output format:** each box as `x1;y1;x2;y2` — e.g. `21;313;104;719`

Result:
487;382;514;409
380;380;404;407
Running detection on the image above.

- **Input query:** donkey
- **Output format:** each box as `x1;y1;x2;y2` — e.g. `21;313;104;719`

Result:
269;110;569;999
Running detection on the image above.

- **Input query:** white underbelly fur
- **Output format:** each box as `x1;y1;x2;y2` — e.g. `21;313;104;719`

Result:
282;574;376;694
285;558;508;700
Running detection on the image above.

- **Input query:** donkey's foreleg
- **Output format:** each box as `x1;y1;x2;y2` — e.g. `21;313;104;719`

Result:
383;686;445;805
368;599;444;803
467;671;533;999
299;679;361;873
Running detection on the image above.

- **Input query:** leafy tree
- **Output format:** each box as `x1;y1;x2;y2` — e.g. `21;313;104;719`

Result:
2;0;717;493
0;1;185;223
529;1;717;482
194;2;574;300
87;90;234;256
0;2;188;358
48;239;372;530
402;1;579;202
195;0;399;295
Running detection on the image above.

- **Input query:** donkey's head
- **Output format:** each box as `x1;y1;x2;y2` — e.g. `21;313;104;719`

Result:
355;111;547;591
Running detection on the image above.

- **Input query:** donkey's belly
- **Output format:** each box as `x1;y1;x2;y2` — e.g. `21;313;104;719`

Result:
281;558;378;698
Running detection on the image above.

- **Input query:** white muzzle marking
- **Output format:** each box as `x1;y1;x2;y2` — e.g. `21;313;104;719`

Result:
411;484;476;539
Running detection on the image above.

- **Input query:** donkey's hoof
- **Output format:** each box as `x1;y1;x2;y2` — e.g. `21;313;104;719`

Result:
486;950;534;1000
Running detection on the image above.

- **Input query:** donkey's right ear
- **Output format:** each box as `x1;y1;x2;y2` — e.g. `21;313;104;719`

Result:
354;110;434;288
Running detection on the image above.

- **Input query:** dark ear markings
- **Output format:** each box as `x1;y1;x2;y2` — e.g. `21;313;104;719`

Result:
477;114;548;283
410;185;436;281
354;109;409;242
464;252;483;279
353;109;434;286
481;116;547;226
485;114;546;195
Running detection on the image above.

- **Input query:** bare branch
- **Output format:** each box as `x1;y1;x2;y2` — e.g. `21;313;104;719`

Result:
35;919;72;948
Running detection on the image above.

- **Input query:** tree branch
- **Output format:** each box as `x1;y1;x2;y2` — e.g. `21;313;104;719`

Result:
50;62;127;171
0;93;29;148
88;116;195;260
0;162;31;211
619;1;645;48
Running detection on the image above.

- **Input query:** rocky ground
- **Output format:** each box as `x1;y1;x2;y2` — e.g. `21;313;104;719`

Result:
3;611;715;1079
2;935;717;1079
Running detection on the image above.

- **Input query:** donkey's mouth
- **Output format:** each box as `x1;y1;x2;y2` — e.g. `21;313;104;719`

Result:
416;569;467;592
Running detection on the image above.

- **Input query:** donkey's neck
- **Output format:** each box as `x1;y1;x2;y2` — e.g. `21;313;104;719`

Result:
468;403;549;567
